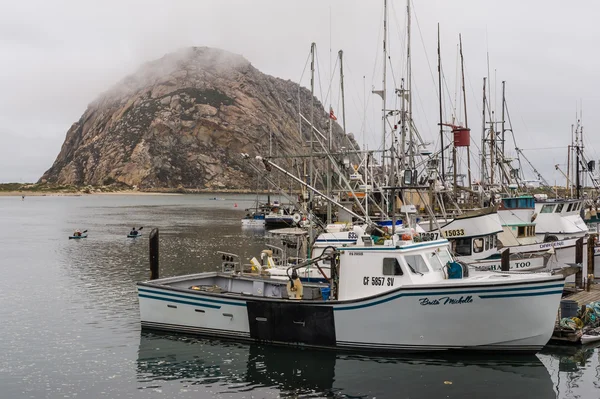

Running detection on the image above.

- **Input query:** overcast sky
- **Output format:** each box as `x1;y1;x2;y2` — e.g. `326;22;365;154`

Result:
1;0;598;185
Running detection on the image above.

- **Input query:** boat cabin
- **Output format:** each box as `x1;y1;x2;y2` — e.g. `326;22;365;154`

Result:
497;196;538;246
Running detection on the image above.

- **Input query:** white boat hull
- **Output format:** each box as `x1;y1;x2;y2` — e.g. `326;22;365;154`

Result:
581;334;600;344
138;274;564;352
241;219;265;227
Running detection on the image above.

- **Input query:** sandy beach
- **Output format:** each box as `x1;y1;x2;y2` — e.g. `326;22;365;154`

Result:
0;190;183;197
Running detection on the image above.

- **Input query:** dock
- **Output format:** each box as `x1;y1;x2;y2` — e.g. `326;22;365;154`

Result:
551;282;600;344
564;283;600;306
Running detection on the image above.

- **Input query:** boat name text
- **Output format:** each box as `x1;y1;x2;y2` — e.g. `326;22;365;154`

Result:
487;261;531;271
419;295;473;305
349;252;363;256
539;241;565;249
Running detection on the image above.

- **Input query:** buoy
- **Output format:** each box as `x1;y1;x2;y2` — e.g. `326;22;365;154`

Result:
234;203;238;208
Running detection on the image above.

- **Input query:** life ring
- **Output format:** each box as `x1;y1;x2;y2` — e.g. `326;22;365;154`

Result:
292;213;302;223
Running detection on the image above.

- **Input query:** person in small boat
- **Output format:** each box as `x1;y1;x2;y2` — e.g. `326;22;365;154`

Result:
74;229;82;237
130;227;138;236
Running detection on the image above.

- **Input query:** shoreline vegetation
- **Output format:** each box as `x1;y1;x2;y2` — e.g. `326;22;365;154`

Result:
0;183;267;197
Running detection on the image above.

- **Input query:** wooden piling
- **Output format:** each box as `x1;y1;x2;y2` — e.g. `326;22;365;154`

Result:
501;248;510;272
575;237;583;288
589;234;597;279
149;228;159;280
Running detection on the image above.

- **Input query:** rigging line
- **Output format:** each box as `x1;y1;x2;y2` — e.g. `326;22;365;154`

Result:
389;0;407;79
369;2;384;92
297;50;313;140
518;147;568;151
453;43;460;123
501;96;524;178
441;68;456;123
314;45;325;109
323;56;340;107
344;64;372;139
410;0;438;95
387;55;399;93
464;60;481;116
410;78;433;140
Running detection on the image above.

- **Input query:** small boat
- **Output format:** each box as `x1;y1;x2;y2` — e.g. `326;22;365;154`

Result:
581;334;600;344
128;227;143;238
69;230;88;239
581;327;600;344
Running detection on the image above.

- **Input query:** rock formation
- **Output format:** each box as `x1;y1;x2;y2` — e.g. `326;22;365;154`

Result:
40;47;358;190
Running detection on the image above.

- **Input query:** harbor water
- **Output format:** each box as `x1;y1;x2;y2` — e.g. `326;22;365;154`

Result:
1;194;599;398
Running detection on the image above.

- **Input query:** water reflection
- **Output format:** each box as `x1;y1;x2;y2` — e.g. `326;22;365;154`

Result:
137;332;556;398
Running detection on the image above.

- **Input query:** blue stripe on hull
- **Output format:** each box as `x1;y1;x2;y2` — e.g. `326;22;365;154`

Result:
334;283;564;311
139;293;222;309
138;288;247;307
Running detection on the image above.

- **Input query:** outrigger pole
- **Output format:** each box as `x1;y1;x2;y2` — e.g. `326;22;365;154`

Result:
251;155;385;234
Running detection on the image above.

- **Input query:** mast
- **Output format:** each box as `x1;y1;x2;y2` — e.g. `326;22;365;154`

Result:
339;50;347;138
437;24;445;184
480;77;486;207
382;0;388;180
576;120;581;199
501;81;506;162
407;0;413;169
459;34;471;190
308;42;316;257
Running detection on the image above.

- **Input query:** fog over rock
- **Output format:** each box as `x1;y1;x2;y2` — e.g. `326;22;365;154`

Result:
40;47;357;189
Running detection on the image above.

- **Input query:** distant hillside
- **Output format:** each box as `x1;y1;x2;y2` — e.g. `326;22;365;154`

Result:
39;47;357;190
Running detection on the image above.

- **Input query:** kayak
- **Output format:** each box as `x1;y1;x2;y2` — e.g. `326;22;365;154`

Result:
127;233;142;238
69;234;88;239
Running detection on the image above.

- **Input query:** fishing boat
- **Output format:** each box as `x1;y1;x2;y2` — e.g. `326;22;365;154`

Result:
138;227;569;352
533;198;588;241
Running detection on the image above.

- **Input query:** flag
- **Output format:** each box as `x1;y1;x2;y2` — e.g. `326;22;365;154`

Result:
329;107;337;121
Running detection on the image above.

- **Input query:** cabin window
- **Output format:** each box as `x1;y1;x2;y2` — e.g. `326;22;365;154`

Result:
404;254;430;274
455;237;472;256
518;198;529;208
427;251;444;271
567;203;573;212
541;204;555;213
437;248;454;265
576;202;581;211
473;238;484;253
484;236;490;251
518;226;526;237
555;203;564;213
383;258;403;276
